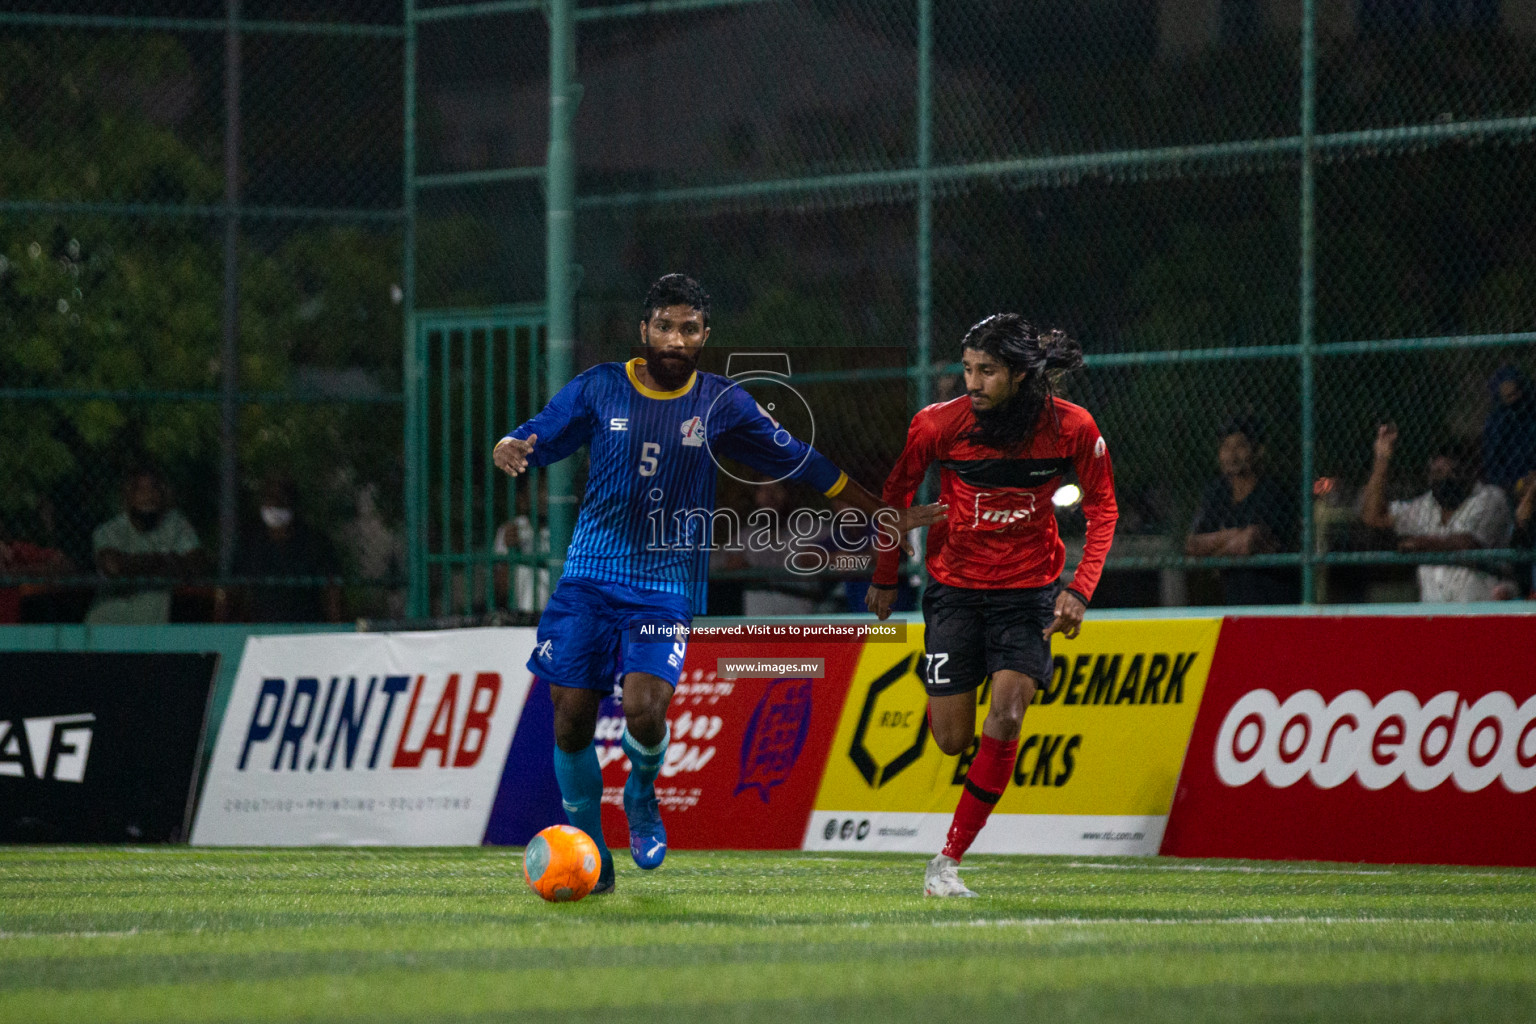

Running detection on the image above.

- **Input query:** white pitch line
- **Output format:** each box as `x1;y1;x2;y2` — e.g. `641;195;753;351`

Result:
1058;861;1531;880
1060;861;1395;877
930;917;1471;928
0;928;143;940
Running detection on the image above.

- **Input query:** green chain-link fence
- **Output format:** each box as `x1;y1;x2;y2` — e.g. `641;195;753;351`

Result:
7;1;1536;622
1;4;408;624
406;0;1533;612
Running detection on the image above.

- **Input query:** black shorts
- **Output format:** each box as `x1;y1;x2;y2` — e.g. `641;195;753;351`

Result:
920;581;1059;697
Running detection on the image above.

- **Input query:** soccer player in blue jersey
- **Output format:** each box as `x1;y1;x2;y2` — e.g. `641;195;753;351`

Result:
494;274;943;892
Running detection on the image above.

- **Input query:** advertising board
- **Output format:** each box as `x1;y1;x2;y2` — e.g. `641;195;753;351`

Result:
1;652;216;842
1161;616;1536;866
192;629;536;846
804;618;1221;856
584;633;863;851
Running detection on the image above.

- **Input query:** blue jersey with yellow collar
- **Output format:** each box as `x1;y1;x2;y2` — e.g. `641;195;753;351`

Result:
501;358;847;613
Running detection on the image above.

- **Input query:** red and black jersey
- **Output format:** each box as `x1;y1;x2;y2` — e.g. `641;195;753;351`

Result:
873;395;1118;601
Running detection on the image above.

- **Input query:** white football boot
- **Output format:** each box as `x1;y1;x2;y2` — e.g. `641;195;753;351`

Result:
924;853;978;897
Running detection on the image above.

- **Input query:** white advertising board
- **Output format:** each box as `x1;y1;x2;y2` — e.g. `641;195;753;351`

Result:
192;628;536;846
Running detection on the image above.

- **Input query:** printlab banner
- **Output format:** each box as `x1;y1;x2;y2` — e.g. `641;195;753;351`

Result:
192;629;536;846
1162;616;1536;866
0;652;216;842
804;618;1222;856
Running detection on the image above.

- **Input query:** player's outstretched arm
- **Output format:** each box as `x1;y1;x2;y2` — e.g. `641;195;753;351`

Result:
709;390;946;551
831;475;947;555
493;434;537;477
490;373;595;477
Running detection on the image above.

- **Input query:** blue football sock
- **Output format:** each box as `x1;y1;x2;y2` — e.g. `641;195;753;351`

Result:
621;722;669;792
552;742;608;858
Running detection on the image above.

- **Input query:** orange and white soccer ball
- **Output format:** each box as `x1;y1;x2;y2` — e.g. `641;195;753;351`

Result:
522;824;601;902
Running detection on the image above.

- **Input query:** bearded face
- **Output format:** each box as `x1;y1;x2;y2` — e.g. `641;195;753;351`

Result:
643;338;701;390
640;303;707;390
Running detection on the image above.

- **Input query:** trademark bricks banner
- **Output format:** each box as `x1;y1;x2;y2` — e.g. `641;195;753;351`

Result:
580;638;861;851
804;618;1221;856
1162;616;1536;867
192;629;536;846
0;653;217;843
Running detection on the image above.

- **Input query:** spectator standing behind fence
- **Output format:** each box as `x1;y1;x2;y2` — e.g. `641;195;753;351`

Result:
86;467;203;624
1184;417;1299;604
1513;472;1536;598
341;483;407;620
1483;365;1536;491
493;510;551;613
221;476;343;623
1361;425;1512;602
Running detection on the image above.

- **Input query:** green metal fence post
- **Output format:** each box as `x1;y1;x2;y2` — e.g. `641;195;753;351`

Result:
545;0;577;567
483;326;497;611
915;0;933;419
403;0;426;616
440;330;453;612
217;0;242;583
1299;0;1318;604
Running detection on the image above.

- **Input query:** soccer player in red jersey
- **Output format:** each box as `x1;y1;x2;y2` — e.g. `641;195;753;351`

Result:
867;313;1118;897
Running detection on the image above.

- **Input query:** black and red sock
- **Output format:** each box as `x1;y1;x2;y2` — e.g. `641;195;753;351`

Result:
941;732;1017;863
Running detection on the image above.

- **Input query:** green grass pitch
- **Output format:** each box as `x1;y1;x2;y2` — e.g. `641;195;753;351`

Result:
2;848;1533;1023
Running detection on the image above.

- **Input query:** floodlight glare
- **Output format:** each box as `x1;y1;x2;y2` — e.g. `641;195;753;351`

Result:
1052;483;1082;509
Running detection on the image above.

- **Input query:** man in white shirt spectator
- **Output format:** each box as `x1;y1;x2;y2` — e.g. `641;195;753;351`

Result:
87;467;205;623
1361;425;1512;602
493;513;551;613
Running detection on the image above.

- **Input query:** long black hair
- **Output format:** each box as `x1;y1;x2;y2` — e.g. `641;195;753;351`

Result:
961;313;1083;452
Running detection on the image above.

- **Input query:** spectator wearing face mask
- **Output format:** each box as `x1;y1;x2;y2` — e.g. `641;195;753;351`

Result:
1361;425;1513;602
1482;364;1536;491
87;466;204;624
225;476;343;622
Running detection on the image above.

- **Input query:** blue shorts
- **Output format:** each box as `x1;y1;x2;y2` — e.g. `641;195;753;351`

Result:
527;577;692;691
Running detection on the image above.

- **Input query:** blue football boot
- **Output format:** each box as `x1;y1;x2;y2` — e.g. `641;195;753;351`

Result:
623;772;667;870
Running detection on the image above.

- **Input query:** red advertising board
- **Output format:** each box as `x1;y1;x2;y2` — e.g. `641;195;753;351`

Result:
1162;616;1536;866
594;638;859;850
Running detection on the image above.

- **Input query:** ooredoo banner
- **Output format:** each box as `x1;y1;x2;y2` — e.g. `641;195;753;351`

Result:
1161;616;1536;866
192;629;536;846
804;618;1222;856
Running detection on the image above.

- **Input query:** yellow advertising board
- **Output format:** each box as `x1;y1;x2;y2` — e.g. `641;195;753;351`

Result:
803;617;1222;855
